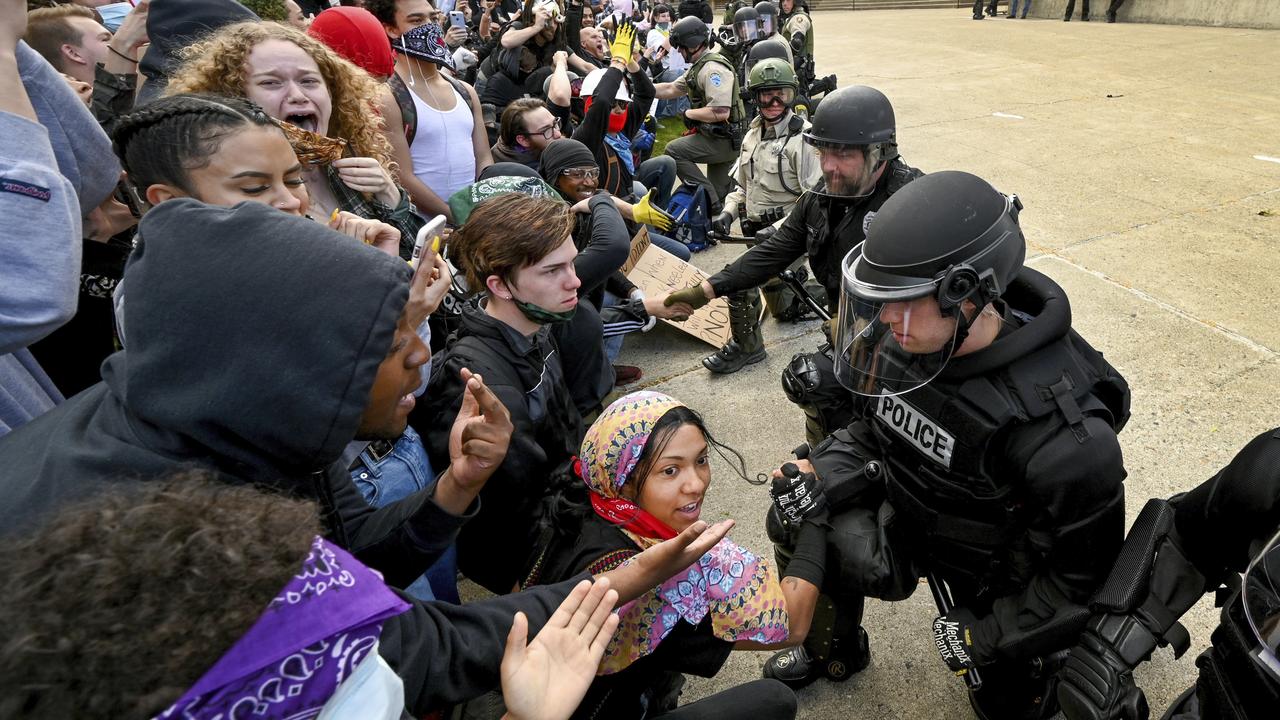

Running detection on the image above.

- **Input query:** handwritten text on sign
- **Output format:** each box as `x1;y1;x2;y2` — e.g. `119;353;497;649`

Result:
624;233;733;348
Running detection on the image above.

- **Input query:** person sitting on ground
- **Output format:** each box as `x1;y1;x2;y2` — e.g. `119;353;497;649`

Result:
0;474;621;720
572;21;677;221
491;96;564;169
387;20;492;220
483;0;594;113
0;193;732;714
166;20;425;256
24;2;148;135
527;390;826;718
577;24;608;67
418;192;591;594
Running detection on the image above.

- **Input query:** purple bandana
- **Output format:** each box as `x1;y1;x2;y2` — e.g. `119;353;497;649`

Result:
396;22;456;70
154;537;411;719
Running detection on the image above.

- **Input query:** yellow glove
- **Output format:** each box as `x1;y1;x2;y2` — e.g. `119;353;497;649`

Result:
665;284;710;310
632;189;675;231
609;19;635;62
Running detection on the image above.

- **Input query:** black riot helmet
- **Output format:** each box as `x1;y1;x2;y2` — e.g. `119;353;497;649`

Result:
733;7;760;45
669;15;711;51
754;1;779;37
802;85;898;198
832;171;1026;396
744;36;789;76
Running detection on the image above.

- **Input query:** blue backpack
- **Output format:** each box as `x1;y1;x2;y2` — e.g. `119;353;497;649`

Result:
665;184;715;253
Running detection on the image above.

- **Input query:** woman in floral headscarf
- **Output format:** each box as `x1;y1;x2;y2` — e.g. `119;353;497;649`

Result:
527;390;830;719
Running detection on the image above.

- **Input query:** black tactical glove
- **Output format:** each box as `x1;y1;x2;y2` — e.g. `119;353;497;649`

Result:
790;31;805;54
679;108;697;129
769;462;828;526
711;211;733;236
754;225;775;243
1058;627;1151;720
932;607;981;673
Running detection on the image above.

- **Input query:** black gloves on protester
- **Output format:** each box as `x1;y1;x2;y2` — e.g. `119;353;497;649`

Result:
1058;627;1150;720
711;211;732;237
932;607;981;673
770;462;828;526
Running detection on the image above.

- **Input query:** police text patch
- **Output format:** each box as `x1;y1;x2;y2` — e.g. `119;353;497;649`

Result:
0;177;51;202
876;394;954;468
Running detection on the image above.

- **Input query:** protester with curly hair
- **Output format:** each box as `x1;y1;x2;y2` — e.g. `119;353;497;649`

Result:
0;474;627;720
166;20;425;256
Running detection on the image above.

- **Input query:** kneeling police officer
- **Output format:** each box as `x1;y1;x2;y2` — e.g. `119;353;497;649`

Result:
764;171;1131;720
667;84;921;442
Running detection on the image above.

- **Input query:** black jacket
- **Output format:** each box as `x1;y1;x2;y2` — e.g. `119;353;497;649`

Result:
811;268;1127;665
708;157;923;305
137;0;257;104
418;299;584;592
0;200;587;714
572;65;656;199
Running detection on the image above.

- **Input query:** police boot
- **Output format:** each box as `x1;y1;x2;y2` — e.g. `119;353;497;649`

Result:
763;595;871;689
702;290;766;374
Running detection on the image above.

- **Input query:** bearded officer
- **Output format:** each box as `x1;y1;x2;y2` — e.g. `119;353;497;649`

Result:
702;58;818;374
666;85;922;443
654;15;746;215
762;171;1130;720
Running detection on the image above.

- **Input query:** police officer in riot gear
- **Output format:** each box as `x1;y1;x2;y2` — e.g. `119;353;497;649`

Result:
654;15;747;214
755;1;781;40
1057;427;1280;720
702;58;820;374
665;85;921;441
759;172;1130;720
732;5;760;47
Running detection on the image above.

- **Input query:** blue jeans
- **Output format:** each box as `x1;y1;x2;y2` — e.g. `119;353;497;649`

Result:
655;66;692;119
350;426;459;603
1009;0;1031;16
635;155;677;209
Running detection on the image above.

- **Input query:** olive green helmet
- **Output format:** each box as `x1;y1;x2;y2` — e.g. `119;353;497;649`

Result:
747;57;798;92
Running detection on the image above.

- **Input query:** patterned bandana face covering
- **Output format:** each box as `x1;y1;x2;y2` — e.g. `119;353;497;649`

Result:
153;537;411;720
576;391;791;674
397;22;456;70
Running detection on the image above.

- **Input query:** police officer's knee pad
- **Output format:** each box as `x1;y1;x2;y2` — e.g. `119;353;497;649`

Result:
766;504;791;548
781;350;825;407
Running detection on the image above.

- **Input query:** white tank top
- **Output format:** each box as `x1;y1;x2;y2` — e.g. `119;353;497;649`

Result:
408;83;476;202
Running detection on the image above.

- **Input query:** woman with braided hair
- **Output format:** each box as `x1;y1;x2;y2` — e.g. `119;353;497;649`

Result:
165;21;426;258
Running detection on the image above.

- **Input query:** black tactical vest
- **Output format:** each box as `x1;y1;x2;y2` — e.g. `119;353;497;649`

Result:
871;274;1130;591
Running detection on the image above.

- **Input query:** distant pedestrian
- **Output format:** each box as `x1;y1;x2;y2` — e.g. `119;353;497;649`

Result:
1064;0;1089;21
1106;0;1126;22
1008;0;1030;19
971;0;998;20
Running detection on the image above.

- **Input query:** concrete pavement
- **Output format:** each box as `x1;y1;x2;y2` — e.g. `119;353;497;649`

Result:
618;10;1280;718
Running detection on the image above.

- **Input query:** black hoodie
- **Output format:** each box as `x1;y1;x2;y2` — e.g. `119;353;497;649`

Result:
0;200;592;713
137;0;258;105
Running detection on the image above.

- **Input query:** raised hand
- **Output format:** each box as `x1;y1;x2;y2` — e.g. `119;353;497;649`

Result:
446;368;513;492
500;578;621;720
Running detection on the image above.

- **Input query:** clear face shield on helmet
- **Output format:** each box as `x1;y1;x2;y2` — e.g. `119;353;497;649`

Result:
1243;528;1280;682
803;139;888;199
734;17;759;44
832;244;961;397
758;14;775;37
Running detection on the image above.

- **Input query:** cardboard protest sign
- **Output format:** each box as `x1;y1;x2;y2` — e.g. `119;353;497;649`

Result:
623;231;734;348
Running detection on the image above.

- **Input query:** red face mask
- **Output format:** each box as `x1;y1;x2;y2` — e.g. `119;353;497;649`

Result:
585;96;630;135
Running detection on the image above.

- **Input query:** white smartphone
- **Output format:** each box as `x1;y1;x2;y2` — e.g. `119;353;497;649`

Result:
449;10;467;30
411;215;448;271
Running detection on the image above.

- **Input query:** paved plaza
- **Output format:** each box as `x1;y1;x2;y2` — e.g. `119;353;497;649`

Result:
618;9;1280;718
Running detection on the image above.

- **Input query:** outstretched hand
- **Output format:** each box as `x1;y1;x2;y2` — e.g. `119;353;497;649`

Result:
500;578;621;720
602;519;735;602
447;368;514;493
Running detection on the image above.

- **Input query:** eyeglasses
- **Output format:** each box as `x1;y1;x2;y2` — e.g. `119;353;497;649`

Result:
562;167;600;180
525;122;561;140
611;99;630;112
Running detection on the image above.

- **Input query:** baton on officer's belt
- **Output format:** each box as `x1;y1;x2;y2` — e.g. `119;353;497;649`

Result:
777;269;831;322
928;572;983;691
707;229;755;245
